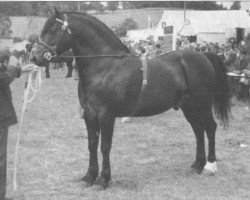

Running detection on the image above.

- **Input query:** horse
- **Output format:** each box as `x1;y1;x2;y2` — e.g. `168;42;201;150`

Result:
30;9;231;189
26;43;74;78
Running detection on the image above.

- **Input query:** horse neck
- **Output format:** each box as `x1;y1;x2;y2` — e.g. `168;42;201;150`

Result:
70;14;129;56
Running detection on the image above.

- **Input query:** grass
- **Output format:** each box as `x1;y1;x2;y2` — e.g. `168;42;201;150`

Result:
6;69;250;200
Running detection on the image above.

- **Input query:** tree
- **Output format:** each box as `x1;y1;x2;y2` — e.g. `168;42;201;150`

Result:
112;18;138;38
106;1;119;12
120;1;226;10
89;2;105;13
120;2;131;9
0;14;12;38
230;1;241;10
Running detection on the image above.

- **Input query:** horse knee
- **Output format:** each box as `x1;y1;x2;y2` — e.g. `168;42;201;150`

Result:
205;119;217;134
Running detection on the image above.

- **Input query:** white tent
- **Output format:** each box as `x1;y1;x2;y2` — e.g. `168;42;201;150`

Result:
156;10;250;44
178;23;196;36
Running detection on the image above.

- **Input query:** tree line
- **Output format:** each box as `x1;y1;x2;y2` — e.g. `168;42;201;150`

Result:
0;1;241;16
0;1;242;39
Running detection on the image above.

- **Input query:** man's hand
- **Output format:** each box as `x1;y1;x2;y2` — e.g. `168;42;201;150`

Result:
21;63;37;73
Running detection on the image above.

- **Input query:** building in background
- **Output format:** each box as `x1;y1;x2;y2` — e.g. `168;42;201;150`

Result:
127;10;250;48
156;10;250;45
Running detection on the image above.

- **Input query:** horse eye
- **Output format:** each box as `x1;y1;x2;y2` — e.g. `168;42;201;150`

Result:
49;29;56;34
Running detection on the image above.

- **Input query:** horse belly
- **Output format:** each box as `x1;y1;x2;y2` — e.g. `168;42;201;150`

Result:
132;82;177;117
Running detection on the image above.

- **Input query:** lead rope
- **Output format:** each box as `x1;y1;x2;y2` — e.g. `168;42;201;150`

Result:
13;66;42;192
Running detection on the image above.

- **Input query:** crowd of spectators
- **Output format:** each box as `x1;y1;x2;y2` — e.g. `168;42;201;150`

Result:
121;37;166;58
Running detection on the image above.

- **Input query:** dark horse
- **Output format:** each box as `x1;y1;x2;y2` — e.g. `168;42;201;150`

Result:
26;43;73;78
30;9;231;189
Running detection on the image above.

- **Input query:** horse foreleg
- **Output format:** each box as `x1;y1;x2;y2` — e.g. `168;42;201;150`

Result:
95;112;115;189
65;61;73;78
182;106;206;174
45;65;50;78
82;113;100;186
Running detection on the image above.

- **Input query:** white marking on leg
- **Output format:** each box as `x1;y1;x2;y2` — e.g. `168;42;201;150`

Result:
204;161;218;174
121;117;130;123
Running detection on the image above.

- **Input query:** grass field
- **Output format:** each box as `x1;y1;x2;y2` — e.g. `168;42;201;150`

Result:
6;69;250;200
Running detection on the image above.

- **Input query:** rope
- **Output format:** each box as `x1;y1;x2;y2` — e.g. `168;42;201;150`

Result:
13;67;42;192
53;54;139;59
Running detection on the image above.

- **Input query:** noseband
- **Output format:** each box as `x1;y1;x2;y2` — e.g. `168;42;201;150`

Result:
38;18;71;61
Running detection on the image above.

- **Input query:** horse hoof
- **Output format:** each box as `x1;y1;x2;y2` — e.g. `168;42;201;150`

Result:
204;161;218;175
191;161;206;174
94;177;109;190
81;173;96;186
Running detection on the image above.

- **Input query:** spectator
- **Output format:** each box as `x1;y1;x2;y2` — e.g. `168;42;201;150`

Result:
155;43;163;56
238;46;250;105
211;43;219;55
223;43;237;72
218;44;226;61
200;45;207;53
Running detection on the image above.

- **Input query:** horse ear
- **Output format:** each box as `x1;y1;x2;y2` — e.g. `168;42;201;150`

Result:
54;7;60;17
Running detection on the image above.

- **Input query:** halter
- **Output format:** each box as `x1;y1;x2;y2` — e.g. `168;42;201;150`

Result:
38;18;72;61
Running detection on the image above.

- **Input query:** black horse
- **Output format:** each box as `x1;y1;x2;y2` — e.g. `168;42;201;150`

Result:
26;43;73;78
30;9;231;189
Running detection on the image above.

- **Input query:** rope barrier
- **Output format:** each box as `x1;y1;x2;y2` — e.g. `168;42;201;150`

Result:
13;66;42;192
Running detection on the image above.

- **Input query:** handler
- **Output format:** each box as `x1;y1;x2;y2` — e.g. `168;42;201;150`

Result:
0;54;35;200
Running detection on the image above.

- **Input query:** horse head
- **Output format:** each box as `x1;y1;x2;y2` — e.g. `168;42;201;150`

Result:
30;7;73;65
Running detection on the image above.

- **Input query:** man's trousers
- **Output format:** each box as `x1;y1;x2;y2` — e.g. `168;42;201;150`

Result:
0;127;8;200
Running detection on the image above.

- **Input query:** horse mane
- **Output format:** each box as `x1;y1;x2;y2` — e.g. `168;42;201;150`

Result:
42;12;130;54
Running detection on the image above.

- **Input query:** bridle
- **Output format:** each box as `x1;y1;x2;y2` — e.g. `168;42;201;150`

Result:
38;18;72;61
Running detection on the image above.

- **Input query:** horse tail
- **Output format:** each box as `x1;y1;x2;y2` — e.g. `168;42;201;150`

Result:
204;52;231;126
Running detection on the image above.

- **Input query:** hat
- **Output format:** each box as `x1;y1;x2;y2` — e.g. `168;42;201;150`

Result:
224;43;232;48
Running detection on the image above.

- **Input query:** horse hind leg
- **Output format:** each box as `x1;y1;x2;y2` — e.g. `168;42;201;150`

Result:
182;106;206;174
204;110;218;174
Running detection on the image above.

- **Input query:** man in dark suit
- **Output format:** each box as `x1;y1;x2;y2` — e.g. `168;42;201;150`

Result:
0;54;35;200
223;43;237;72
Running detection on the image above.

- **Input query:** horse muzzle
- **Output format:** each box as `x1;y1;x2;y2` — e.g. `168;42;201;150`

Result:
29;49;50;66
